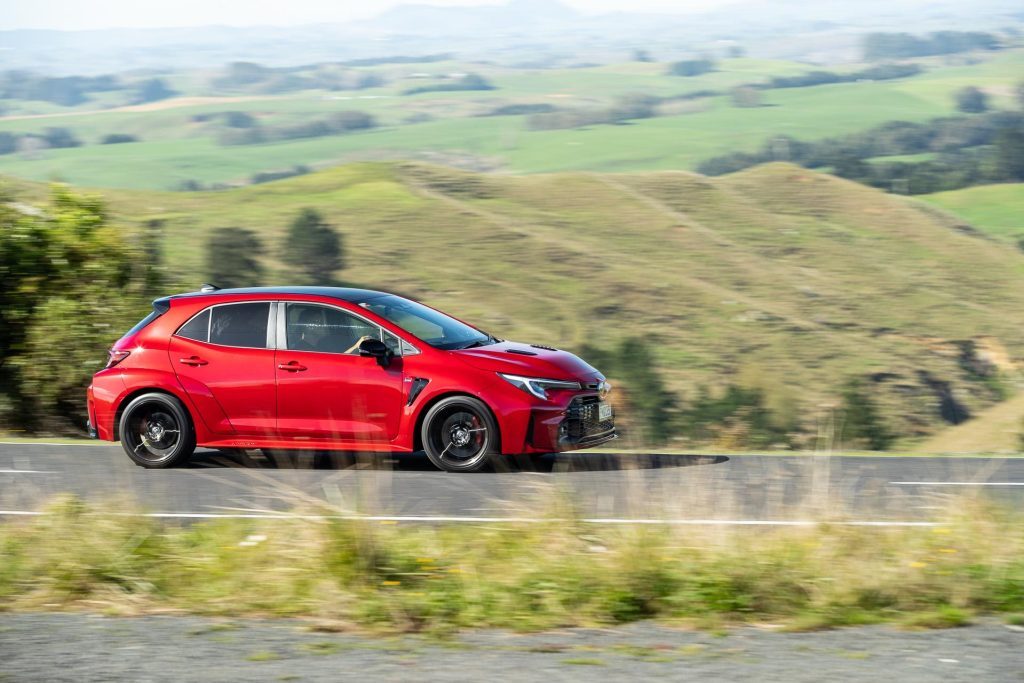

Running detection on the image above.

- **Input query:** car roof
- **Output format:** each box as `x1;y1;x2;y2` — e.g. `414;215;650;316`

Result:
155;286;391;308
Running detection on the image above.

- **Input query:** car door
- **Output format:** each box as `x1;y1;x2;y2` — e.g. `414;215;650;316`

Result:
167;301;277;436
275;302;405;444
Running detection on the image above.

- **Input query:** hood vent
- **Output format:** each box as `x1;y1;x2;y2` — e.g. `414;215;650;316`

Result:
530;344;557;351
506;348;538;356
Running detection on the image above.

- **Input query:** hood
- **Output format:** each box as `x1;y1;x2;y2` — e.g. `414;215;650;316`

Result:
452;340;603;382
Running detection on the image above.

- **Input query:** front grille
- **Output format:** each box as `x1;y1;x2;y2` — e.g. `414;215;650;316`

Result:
562;395;614;443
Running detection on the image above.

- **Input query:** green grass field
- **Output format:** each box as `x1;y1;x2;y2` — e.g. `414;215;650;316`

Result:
1;50;1021;189
920;184;1024;240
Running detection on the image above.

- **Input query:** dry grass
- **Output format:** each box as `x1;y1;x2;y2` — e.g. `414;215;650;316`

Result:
0;490;1021;634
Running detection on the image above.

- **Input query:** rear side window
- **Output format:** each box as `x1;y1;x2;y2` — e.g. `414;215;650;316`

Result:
209;303;270;349
175;309;210;342
124;310;163;338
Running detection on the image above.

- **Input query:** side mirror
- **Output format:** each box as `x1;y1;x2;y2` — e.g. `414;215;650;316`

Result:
359;338;393;368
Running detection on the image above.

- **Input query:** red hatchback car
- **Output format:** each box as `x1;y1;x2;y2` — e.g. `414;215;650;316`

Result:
88;287;615;472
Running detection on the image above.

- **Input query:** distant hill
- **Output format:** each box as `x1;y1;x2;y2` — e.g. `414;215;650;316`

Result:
7;161;1020;447
361;0;579;35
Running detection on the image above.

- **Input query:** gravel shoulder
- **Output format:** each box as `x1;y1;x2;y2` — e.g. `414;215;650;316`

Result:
1;613;1021;682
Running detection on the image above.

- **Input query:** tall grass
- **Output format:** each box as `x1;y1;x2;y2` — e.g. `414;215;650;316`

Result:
1;493;1022;633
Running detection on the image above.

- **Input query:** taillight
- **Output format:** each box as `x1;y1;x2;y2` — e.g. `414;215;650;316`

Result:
106;350;130;368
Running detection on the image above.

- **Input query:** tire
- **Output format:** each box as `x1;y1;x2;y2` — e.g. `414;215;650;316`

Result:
119;392;196;468
421;396;498;473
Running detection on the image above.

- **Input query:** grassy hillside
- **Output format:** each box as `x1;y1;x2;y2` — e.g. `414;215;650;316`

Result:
0;50;1021;190
7;161;1022;446
914;391;1024;453
920;184;1024;241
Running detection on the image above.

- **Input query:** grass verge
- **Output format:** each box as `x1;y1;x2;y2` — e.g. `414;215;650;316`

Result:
0;495;1022;633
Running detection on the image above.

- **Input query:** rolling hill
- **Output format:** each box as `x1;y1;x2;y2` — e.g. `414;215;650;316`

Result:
6;161;1023;447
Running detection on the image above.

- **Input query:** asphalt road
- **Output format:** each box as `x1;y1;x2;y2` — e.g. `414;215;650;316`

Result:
2;613;1022;683
2;443;1022;522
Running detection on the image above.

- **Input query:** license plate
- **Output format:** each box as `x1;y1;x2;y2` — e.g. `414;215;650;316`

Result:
598;402;613;421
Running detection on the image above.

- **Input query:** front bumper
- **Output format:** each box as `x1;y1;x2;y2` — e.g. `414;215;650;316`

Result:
528;393;616;452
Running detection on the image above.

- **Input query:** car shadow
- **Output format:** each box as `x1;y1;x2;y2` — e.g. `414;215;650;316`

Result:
187;449;729;473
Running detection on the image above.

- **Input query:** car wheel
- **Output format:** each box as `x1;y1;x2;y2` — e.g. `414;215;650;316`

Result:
119;392;196;468
421;396;498;473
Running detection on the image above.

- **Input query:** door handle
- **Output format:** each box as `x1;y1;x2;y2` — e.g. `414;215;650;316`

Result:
278;361;307;372
179;356;208;366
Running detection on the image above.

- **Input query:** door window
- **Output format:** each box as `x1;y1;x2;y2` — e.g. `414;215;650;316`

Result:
286;303;391;355
209;303;271;349
175;308;210;342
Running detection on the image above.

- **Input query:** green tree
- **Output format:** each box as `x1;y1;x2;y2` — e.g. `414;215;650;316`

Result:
839;379;893;451
1;187;145;431
615;338;677;445
668;59;715;77
281;208;344;285
994;127;1024;181
205;228;265;289
955;86;988;113
135;78;177;104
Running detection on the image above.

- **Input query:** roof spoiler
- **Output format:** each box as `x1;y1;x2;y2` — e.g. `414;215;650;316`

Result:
199;283;220;293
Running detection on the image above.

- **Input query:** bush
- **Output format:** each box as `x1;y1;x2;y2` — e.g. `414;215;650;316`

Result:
223;111;256;128
668;59;715;77
100;133;138;144
955;86;989;114
134;78;177;104
839;379;893;451
403;73;496;95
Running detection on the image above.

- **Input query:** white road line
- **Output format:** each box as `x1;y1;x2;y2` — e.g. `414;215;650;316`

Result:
0;510;940;526
0;442;107;447
890;481;1024;486
0;469;56;474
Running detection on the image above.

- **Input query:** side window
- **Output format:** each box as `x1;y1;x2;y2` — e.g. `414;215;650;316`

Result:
382;330;402;355
176;309;210;342
286;303;383;355
209;303;270;349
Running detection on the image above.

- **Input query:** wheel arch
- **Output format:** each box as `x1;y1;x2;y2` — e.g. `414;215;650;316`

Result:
411;391;502;454
113;387;196;442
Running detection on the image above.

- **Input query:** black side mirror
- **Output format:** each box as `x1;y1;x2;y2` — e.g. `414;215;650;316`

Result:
359;338;393;368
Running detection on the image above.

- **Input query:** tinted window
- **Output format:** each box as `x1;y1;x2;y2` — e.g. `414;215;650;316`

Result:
176;309;210;342
286;303;382;355
359;294;490;350
124;310;163;338
209;303;270;349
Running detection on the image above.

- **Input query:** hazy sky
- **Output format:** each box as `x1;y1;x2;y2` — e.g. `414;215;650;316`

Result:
2;0;746;31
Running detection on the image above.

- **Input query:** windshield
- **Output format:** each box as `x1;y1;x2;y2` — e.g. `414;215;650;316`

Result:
359;295;493;350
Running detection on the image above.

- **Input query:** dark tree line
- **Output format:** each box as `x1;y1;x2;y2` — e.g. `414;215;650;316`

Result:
212;61;384;94
0;71;120;106
526;95;657;130
862;31;1000;61
696;111;1024;194
0;71;176;107
217;111;376;146
403;73;495;95
0;127;82;155
763;63;921;90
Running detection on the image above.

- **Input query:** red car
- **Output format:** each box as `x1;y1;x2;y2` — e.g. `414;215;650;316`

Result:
88;286;615;472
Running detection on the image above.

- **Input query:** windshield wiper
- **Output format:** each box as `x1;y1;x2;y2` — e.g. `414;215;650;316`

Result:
459;335;497;350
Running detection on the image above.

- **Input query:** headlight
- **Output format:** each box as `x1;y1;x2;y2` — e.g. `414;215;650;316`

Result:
498;373;581;400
